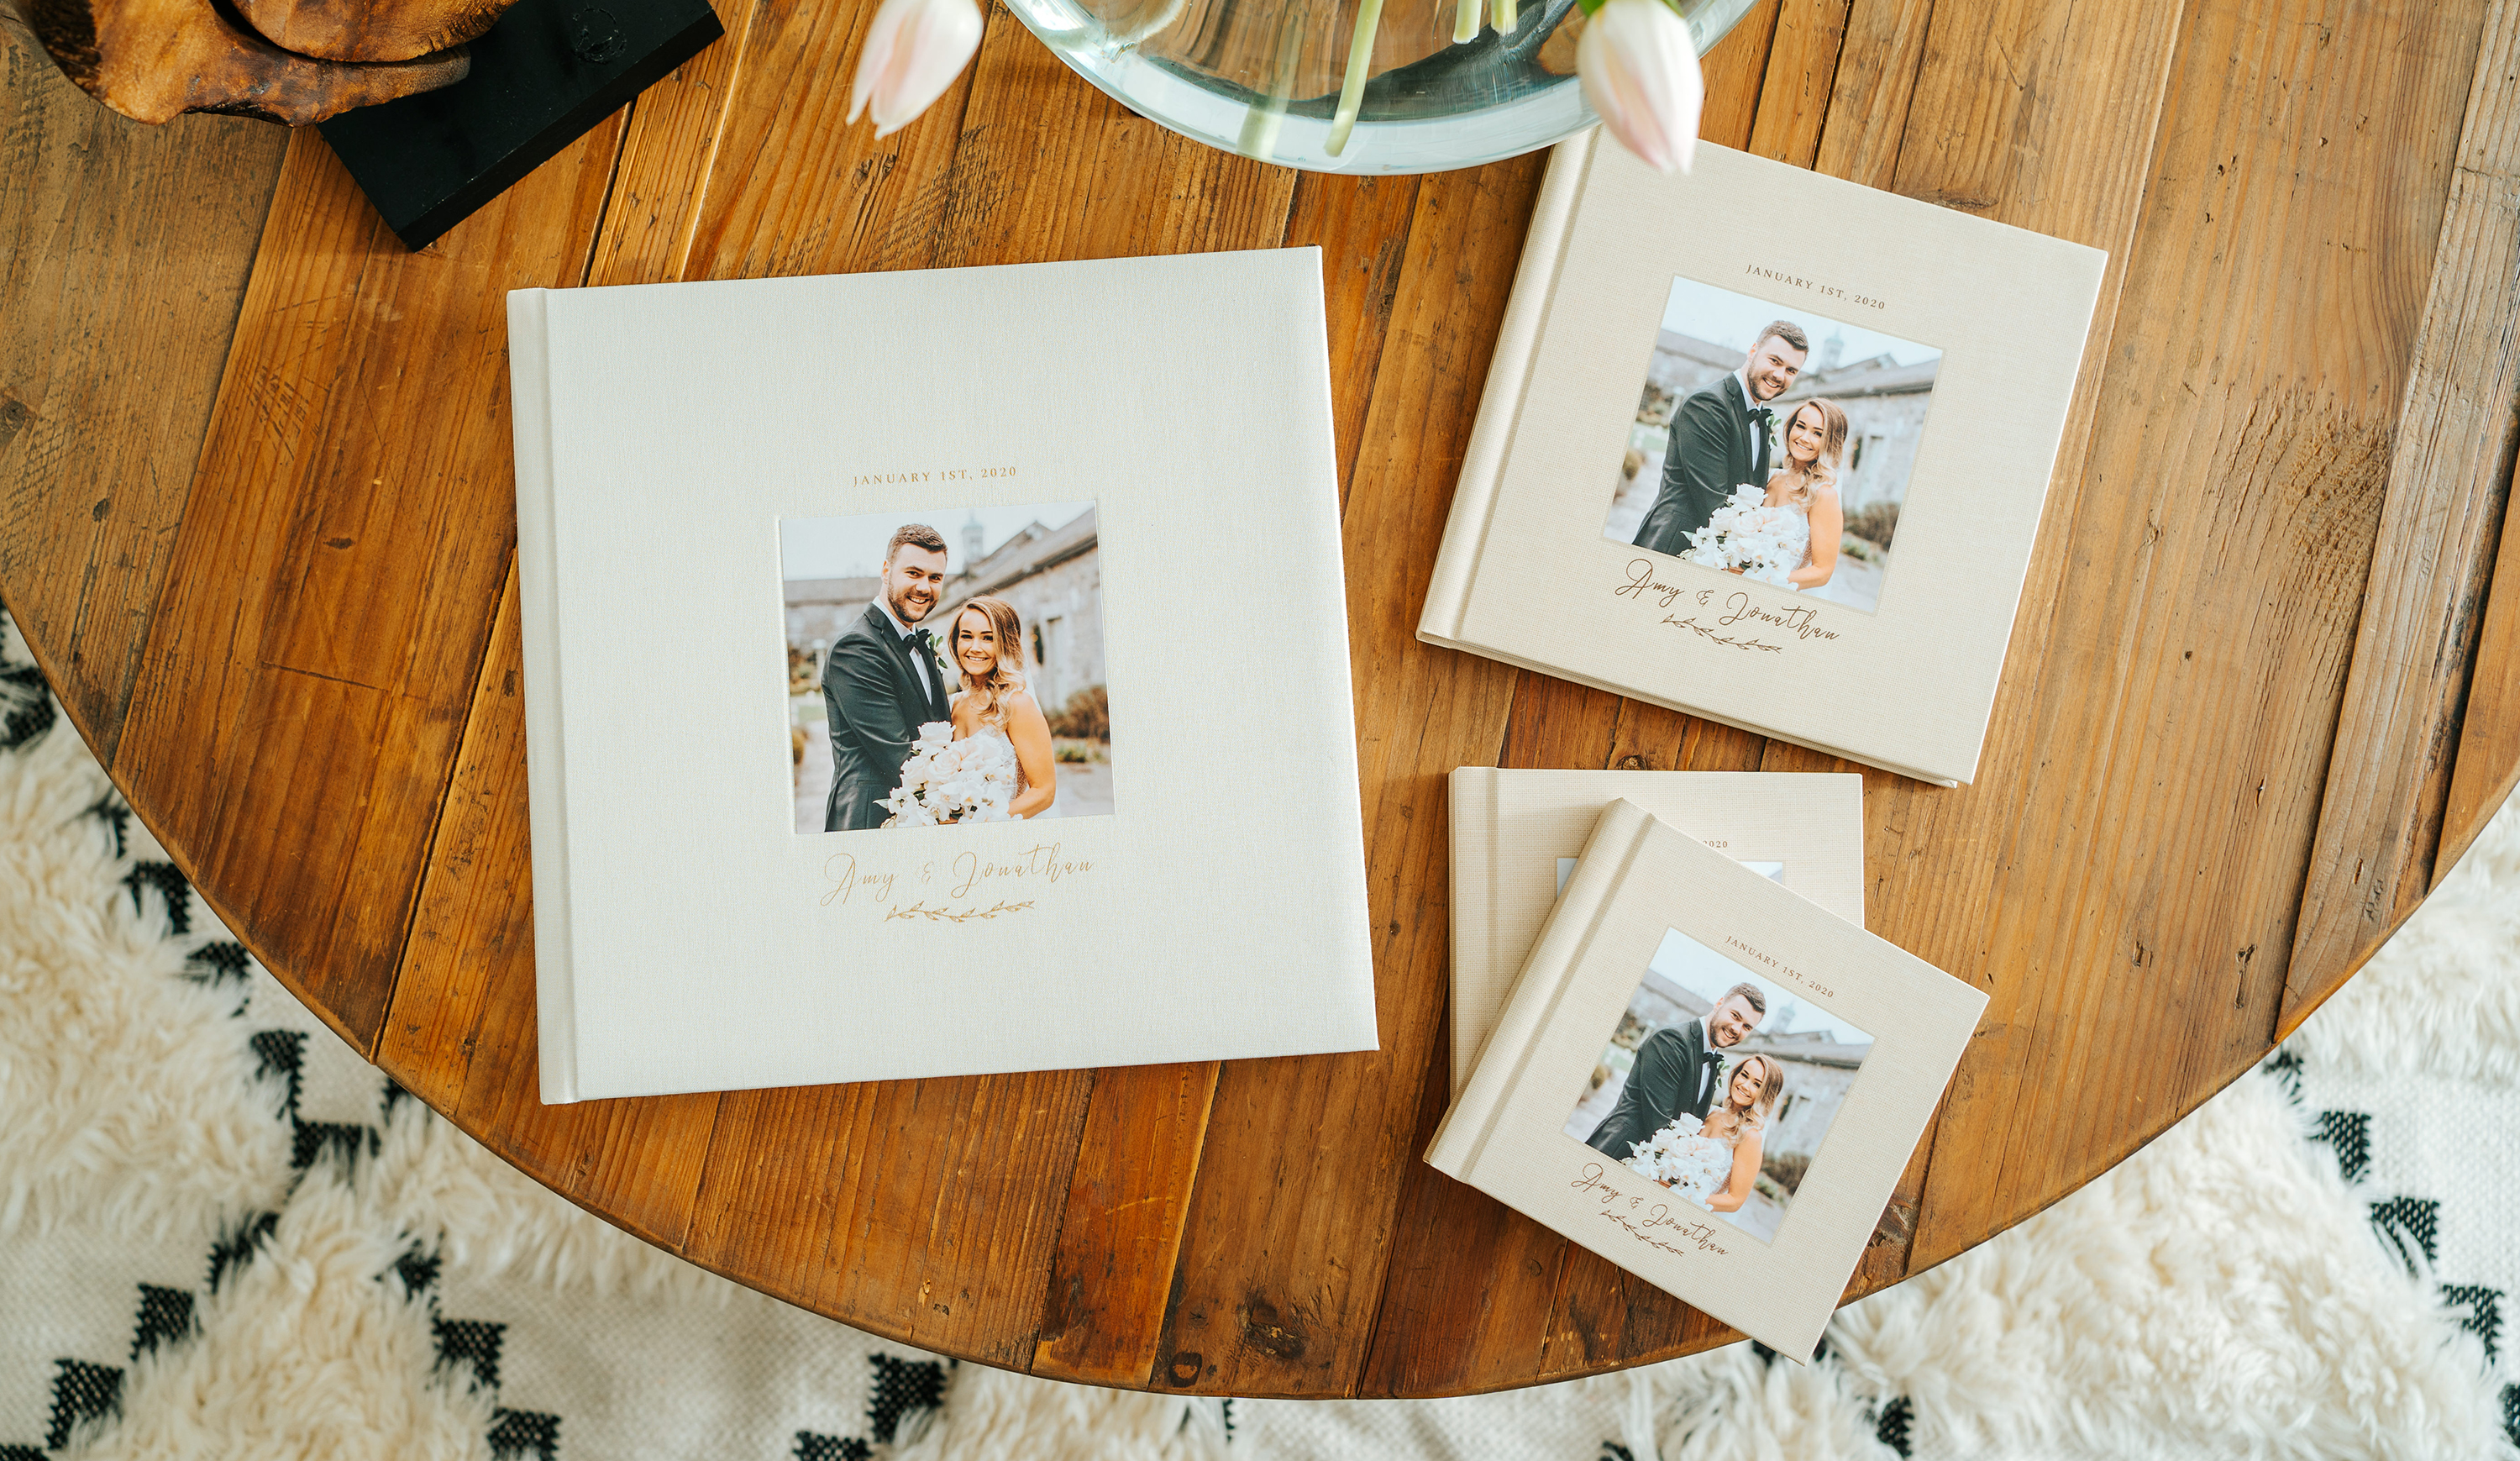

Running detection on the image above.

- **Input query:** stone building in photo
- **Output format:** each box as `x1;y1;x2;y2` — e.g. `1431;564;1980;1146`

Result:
785;575;884;679
1771;340;1940;517
927;507;1103;725
1730;1027;1870;1167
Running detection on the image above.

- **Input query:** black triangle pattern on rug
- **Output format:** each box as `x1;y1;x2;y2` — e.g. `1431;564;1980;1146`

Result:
2313;1110;2372;1185
86;792;130;859
391;1241;444;1298
245;1025;380;1173
2260;1049;2304;1102
185;939;255;989
867;1353;949;1443
41;1359;123;1448
2444;1285;2504;1365
130;1284;197;1361
486;1406;562;1461
433;1318;507;1391
0;656;52;749
207;1211;280;1293
2370;1197;2442;1275
793;1432;874;1460
121;860;193;936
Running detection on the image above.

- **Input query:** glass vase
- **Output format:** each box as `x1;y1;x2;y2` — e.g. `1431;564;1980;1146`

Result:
1001;0;1757;174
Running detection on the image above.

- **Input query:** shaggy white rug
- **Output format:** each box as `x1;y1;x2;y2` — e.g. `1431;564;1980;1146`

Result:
0;607;2512;1460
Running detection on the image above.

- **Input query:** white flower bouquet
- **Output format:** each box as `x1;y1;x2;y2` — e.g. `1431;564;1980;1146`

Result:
878;722;1016;828
1620;1117;1712;1185
1682;485;1800;590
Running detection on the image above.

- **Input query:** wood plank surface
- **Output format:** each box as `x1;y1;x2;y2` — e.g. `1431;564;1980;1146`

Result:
2283;0;2520;1029
6;0;2517;1401
1914;0;2485;1267
1354;13;1812;1395
107;121;630;1053
0;10;286;759
2440;470;2520;879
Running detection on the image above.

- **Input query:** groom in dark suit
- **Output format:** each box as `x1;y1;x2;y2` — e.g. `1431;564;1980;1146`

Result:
1585;982;1769;1160
1631;320;1810;556
822;523;957;831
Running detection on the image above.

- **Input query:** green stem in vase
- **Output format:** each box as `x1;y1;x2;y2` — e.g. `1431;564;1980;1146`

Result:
1326;0;1386;156
1453;0;1479;43
1493;0;1518;33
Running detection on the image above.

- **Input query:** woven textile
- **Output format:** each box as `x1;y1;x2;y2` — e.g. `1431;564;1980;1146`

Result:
0;609;2511;1459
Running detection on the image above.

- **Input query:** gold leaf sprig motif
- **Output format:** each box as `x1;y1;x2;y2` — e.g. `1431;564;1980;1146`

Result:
1661;615;1787;654
885;900;1037;922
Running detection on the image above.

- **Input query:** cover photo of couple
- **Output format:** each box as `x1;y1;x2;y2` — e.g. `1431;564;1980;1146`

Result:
1564;922;1877;1244
781;502;1112;834
1604;275;1945;615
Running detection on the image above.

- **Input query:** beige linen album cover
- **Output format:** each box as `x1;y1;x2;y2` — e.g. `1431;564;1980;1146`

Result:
1428;800;1985;1360
1448;767;1865;1093
508;250;1378;1102
1420;135;2108;785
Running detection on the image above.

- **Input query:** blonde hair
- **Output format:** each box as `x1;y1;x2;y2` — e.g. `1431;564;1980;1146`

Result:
1773;399;1849;507
1723;1053;1787;1133
948;597;1029;726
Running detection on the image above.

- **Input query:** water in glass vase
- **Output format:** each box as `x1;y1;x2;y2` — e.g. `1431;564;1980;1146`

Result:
1000;0;1757;174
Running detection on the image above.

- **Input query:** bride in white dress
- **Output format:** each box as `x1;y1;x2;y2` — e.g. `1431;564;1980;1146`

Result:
1621;1054;1786;1214
1762;399;1849;595
947;596;1058;820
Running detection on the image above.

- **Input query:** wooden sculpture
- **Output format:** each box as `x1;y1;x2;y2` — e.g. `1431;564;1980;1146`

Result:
20;0;509;123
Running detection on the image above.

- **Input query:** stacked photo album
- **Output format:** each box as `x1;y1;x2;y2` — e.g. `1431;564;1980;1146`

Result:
507;250;1379;1102
1447;767;1866;1093
1419;135;2109;785
1431;796;1985;1360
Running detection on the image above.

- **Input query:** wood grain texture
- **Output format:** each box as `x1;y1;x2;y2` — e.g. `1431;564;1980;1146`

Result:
109;120;627;1054
1352;13;1811;1394
2439;465;2520;881
10;0;2520;1401
0;12;285;759
1901;0;2481;1269
1146;155;1538;1396
1027;1062;1218;1385
2281;0;2520;1033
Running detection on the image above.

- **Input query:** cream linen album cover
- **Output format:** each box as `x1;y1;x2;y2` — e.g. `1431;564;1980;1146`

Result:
508;250;1377;1103
1448;768;1864;1094
1419;135;2108;785
1427;799;1985;1360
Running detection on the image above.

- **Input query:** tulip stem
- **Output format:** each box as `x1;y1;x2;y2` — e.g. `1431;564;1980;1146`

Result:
1326;0;1384;157
1452;0;1478;42
1493;0;1517;33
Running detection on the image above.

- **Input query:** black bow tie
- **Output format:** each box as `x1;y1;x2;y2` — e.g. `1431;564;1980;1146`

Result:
1749;406;1773;423
909;628;934;652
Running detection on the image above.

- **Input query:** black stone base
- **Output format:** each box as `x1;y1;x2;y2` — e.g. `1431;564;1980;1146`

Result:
318;0;723;252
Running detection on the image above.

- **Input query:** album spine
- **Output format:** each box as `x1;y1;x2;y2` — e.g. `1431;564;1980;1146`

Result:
506;288;580;1106
1428;797;1651;1180
1416;130;1600;648
1447;767;1499;1096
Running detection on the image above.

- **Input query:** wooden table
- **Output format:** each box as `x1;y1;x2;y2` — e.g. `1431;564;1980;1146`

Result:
7;0;2520;1400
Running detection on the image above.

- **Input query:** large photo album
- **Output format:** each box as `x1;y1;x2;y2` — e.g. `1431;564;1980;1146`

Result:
507;251;1380;1102
1420;136;2108;785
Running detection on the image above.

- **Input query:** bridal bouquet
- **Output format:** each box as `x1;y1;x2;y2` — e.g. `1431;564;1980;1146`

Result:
1621;1117;1714;1185
879;722;1017;828
1682;485;1800;590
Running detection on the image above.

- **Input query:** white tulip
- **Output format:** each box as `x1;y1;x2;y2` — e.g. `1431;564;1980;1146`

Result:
848;0;986;139
1576;0;1703;176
